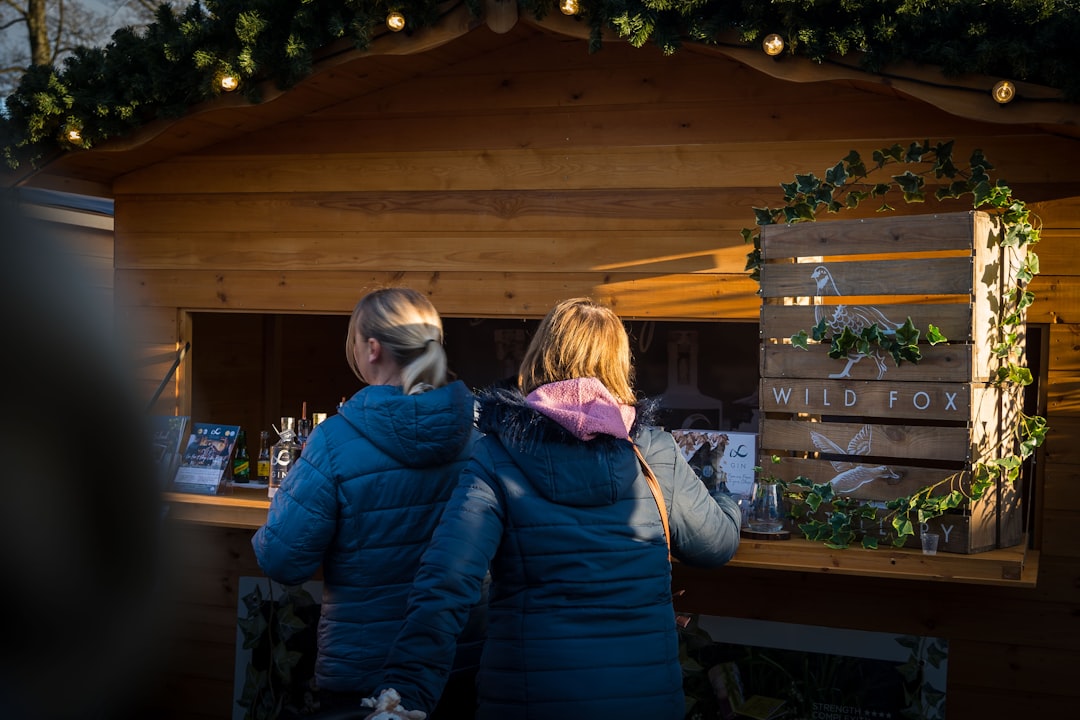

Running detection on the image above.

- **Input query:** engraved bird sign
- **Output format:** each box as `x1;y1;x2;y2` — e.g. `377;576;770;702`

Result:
810;265;904;379
810;424;900;493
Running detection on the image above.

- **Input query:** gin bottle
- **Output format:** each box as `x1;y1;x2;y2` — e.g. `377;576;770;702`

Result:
268;417;299;499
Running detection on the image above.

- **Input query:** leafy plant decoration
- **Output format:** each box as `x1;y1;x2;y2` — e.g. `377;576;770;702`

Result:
745;141;1048;549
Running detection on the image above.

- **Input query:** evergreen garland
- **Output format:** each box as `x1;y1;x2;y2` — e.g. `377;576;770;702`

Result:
3;0;1080;169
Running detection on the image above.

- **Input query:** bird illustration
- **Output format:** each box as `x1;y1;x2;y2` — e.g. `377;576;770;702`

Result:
810;425;900;493
810;265;904;379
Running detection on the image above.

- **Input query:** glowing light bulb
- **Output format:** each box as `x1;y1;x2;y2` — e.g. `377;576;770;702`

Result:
66;127;82;143
560;0;580;16
992;80;1016;104
762;33;785;56
386;11;406;32
220;75;239;92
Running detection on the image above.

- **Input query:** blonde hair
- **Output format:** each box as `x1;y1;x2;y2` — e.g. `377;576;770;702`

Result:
346;287;447;394
518;297;636;404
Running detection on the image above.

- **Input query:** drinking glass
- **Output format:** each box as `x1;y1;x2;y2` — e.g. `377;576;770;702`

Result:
747;481;785;533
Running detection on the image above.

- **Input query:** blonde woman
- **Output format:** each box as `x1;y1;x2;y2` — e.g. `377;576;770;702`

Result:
253;287;482;719
372;297;741;720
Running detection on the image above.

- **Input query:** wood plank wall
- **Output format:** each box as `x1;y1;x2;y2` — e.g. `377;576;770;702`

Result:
111;26;1080;719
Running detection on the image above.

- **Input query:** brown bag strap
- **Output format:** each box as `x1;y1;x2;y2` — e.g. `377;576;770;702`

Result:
633;444;671;551
634;443;691;627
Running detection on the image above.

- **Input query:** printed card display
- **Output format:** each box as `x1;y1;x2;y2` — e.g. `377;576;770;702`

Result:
672;430;758;498
149;415;189;488
172;422;241;495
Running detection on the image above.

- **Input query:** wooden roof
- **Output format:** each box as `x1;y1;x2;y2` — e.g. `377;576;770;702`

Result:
12;3;1080;197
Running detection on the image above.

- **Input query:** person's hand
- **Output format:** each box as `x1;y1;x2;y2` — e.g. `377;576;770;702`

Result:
361;688;427;720
364;711;426;720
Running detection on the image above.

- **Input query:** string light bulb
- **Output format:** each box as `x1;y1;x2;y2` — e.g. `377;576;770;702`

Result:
219;74;239;92
65;126;82;143
762;33;785;56
386;11;406;32
560;0;580;16
992;80;1016;104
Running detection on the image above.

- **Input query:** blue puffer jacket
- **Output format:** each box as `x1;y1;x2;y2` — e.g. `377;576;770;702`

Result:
379;389;741;719
251;381;480;694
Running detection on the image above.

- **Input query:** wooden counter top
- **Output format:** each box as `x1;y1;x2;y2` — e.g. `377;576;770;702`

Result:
164;489;270;529
726;535;1036;587
162;491;1037;587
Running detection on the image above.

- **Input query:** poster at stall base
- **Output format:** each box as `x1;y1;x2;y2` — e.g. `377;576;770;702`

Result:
233;577;322;720
681;616;947;720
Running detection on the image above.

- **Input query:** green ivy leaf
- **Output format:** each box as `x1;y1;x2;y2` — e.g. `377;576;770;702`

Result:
829;326;861;358
793;202;816;221
795;173;820;194
926;324;947;345
904;141;925;163
895;317;920;346
842;150;866;177
238;611;269;649
753;207;776;225
1018;252;1040;283
892;170;924;195
1009;365;1034;386
825;161;848;187
791;330;810;350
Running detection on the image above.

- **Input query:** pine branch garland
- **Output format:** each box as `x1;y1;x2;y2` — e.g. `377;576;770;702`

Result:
3;1;1079;170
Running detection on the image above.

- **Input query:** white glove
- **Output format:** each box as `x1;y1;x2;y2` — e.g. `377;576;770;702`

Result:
361;688;427;720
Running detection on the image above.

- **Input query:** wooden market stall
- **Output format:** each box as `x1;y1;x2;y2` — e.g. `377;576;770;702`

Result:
6;5;1080;719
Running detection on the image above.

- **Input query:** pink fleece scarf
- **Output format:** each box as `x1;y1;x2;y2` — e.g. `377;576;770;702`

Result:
525;377;636;441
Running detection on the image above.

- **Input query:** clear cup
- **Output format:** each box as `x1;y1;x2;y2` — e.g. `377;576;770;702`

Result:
921;532;940;555
747;481;785;533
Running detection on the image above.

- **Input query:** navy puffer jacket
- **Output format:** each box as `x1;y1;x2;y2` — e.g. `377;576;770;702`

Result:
379;389;741;719
252;381;480;694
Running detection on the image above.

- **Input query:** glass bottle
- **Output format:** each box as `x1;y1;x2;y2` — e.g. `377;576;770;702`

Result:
296;401;311;451
231;428;250;483
268;417;299;499
256;430;271;484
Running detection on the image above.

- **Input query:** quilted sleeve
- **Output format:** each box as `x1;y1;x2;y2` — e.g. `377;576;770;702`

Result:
647;428;741;568
375;444;505;712
251;433;339;585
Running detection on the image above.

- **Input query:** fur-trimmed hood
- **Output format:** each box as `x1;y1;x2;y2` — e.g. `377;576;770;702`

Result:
475;387;661;508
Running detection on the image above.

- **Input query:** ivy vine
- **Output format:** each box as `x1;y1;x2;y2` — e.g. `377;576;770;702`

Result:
745;140;1049;550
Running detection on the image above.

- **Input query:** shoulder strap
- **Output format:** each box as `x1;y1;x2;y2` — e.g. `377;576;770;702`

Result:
632;444;671;552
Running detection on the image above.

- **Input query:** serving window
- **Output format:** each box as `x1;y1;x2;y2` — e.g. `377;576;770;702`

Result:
174;311;1042;586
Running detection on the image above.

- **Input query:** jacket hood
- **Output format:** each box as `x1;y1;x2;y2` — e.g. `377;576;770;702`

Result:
339;381;474;467
525;377;636;441
477;387;660;508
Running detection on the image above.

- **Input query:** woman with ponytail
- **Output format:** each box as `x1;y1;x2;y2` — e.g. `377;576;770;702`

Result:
254;287;483;719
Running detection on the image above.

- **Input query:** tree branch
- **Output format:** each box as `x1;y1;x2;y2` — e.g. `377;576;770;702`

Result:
0;17;28;32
